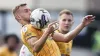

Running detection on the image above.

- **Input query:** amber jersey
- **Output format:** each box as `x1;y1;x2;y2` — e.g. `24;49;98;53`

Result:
56;30;73;56
21;24;61;56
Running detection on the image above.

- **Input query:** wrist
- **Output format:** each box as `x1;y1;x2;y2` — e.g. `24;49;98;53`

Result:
45;29;51;34
80;23;86;27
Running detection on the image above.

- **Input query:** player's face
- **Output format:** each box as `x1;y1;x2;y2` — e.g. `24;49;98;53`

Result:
19;6;31;22
59;14;73;32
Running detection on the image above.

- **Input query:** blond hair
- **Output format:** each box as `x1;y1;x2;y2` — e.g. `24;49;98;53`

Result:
59;9;73;16
13;3;27;15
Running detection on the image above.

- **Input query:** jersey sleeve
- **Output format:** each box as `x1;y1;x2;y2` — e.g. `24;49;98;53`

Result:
21;25;38;40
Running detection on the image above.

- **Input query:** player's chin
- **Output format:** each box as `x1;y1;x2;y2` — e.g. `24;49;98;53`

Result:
63;28;69;32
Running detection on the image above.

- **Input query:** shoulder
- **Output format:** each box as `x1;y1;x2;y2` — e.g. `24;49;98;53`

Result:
21;24;37;33
0;46;8;53
21;24;38;40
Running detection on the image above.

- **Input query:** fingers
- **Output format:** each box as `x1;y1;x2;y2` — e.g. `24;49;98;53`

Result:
86;15;95;19
47;21;58;32
84;15;95;21
53;23;59;31
93;16;95;18
91;16;95;21
49;21;58;26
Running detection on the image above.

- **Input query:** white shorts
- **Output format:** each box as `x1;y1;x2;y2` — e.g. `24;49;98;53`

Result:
19;45;33;56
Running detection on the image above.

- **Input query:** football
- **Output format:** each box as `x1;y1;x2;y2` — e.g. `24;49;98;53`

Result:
30;8;51;29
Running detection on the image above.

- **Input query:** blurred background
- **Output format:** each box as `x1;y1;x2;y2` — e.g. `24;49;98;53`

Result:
0;0;100;56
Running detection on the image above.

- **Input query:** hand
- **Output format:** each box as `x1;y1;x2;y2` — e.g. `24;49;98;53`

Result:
82;15;95;26
46;21;58;34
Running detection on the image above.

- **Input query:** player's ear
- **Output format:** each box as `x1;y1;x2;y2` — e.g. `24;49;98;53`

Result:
72;20;74;25
15;14;21;20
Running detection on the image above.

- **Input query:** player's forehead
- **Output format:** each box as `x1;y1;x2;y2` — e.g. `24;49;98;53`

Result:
60;14;73;19
19;5;30;11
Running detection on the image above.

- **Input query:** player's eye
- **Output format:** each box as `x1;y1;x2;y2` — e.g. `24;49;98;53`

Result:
28;9;31;12
25;9;28;13
68;19;72;22
62;19;67;21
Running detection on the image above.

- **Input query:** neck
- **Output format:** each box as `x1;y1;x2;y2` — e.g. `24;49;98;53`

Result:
58;28;69;34
20;20;30;26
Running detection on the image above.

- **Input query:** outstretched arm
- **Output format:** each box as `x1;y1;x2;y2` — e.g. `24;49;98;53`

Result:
52;15;95;42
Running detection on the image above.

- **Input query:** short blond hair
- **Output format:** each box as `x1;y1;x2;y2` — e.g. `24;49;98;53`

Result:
13;3;27;15
59;9;73;16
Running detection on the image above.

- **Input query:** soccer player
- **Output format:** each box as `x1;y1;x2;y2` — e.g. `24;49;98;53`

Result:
13;3;95;56
0;34;20;56
55;9;73;56
13;4;61;56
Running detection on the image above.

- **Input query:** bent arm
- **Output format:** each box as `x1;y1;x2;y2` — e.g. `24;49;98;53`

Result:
27;30;50;53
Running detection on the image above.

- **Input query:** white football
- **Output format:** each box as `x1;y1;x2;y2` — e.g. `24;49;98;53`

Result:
30;8;51;29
